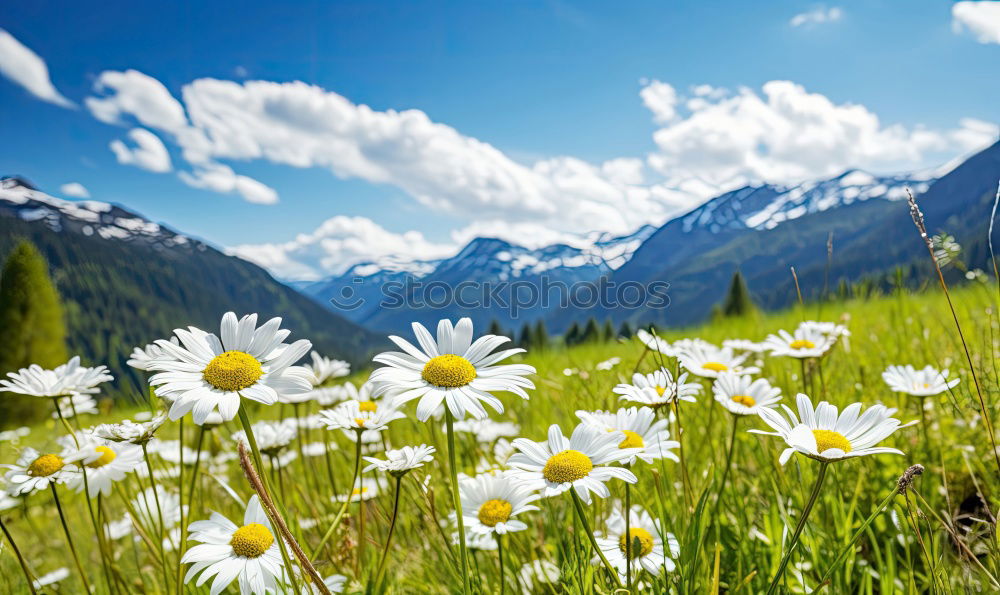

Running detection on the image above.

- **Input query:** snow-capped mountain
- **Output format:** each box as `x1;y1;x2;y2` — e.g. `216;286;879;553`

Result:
0;176;198;251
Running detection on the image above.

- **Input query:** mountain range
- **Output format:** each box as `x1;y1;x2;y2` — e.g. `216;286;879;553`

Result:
0;177;384;394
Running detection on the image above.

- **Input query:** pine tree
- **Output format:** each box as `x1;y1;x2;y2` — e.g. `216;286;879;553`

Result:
564;321;581;346
0;240;68;425
602;319;616;341
581;317;601;343
487;319;505;338
533;320;549;350
617;321;634;339
517;322;534;349
719;270;756;318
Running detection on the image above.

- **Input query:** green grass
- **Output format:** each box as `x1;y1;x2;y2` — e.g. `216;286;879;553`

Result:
1;281;999;593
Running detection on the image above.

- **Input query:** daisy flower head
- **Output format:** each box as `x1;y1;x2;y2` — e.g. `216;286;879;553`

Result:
576;407;679;465
455;530;498;551
799;320;850;340
635;328;673;356
64;439;143;498
595;505;680;580
3;447;79;495
751;393;916;465
127;337;179;371
94;411;168;444
133;485;186;529
507;423;639;504
182;494;284;595
51;393;99;419
763;327;836;359
319;398;405;437
677;343;759;379
712;372;782;416
146;312;313;425
335;477;387;502
304;352;350;386
595;357;621;371
460;471;540;536
0;356;112;398
882;365;960;397
232;420;298;456
519;560;560;592
369;318;535;422
614;368;701;407
722;339;767;353
363;444;436;477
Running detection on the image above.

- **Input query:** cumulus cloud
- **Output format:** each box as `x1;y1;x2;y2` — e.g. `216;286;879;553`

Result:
790;6;843;28
952;1;1000;44
229;215;456;280
0;29;73;108
644;79;998;195
178;163;278;205
639;79;678;123
59;182;90;198
110;128;173;173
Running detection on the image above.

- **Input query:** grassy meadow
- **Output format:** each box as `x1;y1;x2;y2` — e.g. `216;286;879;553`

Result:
1;281;999;594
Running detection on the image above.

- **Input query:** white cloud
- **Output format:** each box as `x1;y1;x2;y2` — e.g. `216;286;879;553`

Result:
644;80;998;195
952;2;1000;44
790;6;843;28
0;29;73;108
110;128;173;173
178;163;278;205
639;79;678;123
59;182;90;198
229;215;456;280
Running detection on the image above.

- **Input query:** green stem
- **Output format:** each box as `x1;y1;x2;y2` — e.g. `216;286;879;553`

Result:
446;410;472;595
496;532;506;595
570;490;624;589
179;424;205;595
767;463;829;595
312;430;363;558
51;484;92;593
236;407;303;595
625;479;632;591
0;515;38;594
357;462;366;574
374;475;404;585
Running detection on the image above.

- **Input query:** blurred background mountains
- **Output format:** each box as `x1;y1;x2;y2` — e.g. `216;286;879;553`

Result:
1;140;999;391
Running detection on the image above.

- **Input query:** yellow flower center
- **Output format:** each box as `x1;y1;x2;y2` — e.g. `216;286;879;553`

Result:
421;354;477;388
352;487;370;497
358;401;378;413
619;527;655;558
27;454;65;477
229;523;274;558
619;430;645;449
477;498;513;527
812;429;852;453
86;445;117;468
789;339;815;349
654;385;666;396
702;362;728;372
203;351;263;392
542;449;593;483
731;395;756;407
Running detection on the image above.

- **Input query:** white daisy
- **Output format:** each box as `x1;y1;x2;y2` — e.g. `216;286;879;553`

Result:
576;407;679;465
319;399;405;438
51;393;99;419
3;447;78;495
451;419;520;443
635;329;673;356
132;485;186;530
94;412;168;444
799;320;850;340
595;357;621;371
0;426;30;444
369;318;535;421
64;439;143;498
146;312;313;425
460;470;540;536
127;338;179;371
32;567;71;590
304;352;350;386
722;339;767;353
613;368;701;407
751;394;915;465
182;494;285;595
518;560;560;592
595;505;679;580
363;444;436;477
231;420;298;456
507;423;638;504
676;343;759;379
0;356;112;398
763;327;836;359
335;477;387;502
455;530;498;551
882;365;960;397
712;372;782;416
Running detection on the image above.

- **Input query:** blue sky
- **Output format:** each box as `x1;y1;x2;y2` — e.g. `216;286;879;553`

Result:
1;1;999;280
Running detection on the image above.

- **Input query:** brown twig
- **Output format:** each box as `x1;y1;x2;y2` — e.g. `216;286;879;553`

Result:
238;442;331;595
